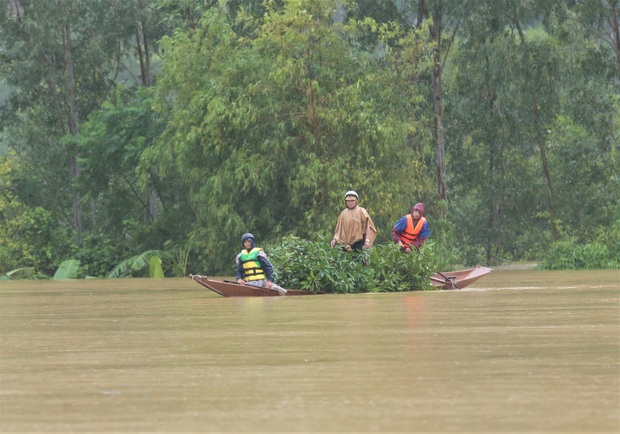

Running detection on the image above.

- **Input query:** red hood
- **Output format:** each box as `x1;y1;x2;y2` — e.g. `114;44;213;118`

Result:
412;203;425;216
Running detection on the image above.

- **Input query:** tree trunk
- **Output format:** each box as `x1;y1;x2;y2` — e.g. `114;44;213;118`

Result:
430;1;447;216
136;21;152;87
8;0;24;17
137;20;159;220
608;1;620;67
149;165;159;221
514;15;560;241
64;23;82;236
532;94;560;241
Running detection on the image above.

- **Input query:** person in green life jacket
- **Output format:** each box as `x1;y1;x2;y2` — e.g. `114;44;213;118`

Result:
392;203;430;253
236;233;287;296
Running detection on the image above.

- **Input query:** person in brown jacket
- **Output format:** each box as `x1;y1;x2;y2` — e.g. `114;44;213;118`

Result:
330;191;377;252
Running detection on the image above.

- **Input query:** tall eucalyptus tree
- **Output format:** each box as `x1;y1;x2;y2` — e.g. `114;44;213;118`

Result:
0;2;125;234
571;0;620;67
445;0;618;263
0;0;172;238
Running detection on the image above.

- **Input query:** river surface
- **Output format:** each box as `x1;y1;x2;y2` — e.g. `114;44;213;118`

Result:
0;269;618;433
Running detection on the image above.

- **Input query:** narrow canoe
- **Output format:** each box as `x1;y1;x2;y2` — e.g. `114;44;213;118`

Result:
190;275;315;297
429;265;493;290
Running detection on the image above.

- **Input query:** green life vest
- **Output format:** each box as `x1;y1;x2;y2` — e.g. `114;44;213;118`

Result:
240;248;266;281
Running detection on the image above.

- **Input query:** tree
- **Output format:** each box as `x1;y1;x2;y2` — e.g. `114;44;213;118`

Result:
151;0;433;272
0;154;72;275
0;0;172;238
571;0;620;67
444;0;619;264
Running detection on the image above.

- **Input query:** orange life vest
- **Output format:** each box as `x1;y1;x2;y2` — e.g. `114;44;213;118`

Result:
400;215;426;247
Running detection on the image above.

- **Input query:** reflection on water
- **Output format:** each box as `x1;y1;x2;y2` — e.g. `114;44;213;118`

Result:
1;270;618;432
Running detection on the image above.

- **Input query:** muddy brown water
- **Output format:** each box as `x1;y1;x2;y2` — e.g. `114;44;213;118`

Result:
0;269;618;433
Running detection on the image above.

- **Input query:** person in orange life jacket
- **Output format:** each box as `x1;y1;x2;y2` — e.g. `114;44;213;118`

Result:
235;233;287;296
392;203;430;253
330;191;377;252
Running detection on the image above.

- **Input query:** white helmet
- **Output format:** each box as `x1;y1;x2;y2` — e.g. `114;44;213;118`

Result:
344;190;358;200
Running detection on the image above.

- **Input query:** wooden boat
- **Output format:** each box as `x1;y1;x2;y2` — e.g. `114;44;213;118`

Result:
191;265;492;297
190;275;316;297
429;265;493;290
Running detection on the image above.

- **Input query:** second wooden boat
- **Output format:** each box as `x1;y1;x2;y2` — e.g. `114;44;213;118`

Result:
429;265;493;290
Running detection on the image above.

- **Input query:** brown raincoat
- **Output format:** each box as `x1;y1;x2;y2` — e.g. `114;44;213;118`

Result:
332;205;377;247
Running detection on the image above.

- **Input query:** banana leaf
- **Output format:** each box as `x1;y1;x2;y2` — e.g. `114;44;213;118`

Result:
108;250;163;278
5;267;36;280
149;256;165;279
53;260;80;280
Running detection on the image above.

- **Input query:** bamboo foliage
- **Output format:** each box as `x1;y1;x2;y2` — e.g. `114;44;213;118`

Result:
151;0;434;272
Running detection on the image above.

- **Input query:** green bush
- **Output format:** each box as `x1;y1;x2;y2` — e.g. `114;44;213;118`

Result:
0;201;74;276
266;236;438;293
539;237;619;270
74;234;130;278
539;218;620;270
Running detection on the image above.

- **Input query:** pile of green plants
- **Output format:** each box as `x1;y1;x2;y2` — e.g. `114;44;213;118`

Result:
266;236;440;294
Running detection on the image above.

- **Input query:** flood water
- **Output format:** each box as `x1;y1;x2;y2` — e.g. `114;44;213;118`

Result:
0;269;618;433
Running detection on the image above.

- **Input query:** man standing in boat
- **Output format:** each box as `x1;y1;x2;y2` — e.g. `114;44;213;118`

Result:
330;191;377;252
392;203;430;253
236;233;287;296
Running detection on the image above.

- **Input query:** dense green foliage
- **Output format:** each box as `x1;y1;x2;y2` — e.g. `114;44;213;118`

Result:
0;155;74;276
266;236;437;293
148;2;433;272
0;0;618;279
539;220;620;270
